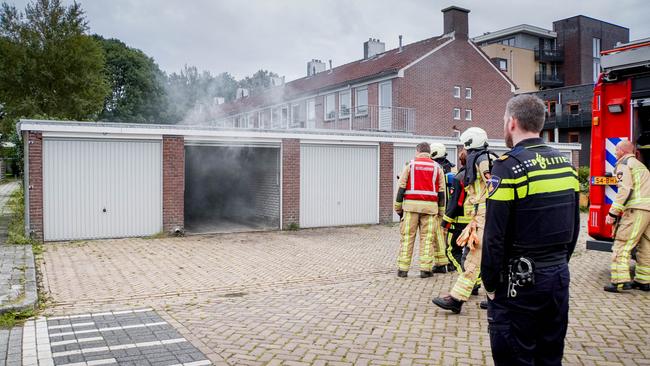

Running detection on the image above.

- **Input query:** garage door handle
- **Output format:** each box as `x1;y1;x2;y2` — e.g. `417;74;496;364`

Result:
102;208;107;213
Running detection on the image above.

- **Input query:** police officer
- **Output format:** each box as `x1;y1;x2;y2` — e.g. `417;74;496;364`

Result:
432;127;491;313
395;142;448;278
482;95;580;365
604;140;650;292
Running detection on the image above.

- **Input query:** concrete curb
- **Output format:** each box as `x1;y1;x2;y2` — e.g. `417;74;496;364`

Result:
0;244;38;314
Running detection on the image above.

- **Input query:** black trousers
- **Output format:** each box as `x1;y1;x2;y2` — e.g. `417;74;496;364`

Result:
487;264;570;366
446;227;465;271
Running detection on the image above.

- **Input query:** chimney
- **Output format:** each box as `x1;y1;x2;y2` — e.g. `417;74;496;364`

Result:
398;35;403;52
307;59;326;76
328;59;333;73
364;38;385;59
441;6;470;39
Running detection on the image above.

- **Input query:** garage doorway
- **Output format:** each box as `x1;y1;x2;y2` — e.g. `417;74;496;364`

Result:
184;144;281;234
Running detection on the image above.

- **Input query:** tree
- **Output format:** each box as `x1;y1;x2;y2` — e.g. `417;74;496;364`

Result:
0;0;108;131
239;69;280;91
95;35;168;123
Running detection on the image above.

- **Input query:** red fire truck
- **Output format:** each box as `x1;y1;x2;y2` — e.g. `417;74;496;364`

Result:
587;38;650;251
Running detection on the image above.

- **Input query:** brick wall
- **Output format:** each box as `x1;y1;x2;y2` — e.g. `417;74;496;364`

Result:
395;38;513;139
252;149;281;226
282;139;300;229
27;132;43;241
163;136;185;233
379;142;394;223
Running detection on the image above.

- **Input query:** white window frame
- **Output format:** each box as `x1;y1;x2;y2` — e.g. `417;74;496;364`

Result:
453;108;461;120
453;86;461;98
324;94;336;121
355;87;368;116
291;104;301;127
465;87;472;99
307;99;315;121
464;109;472;121
339;90;351;118
498;59;508;71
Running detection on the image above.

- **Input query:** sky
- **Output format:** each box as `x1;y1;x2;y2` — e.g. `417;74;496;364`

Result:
8;0;650;81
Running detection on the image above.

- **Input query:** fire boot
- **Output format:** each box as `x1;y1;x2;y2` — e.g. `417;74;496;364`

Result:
420;271;433;278
632;281;650;291
472;284;480;296
397;270;408;278
432;265;447;273
603;282;632;293
432;295;464;314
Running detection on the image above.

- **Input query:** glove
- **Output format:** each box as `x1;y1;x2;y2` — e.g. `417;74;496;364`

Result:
457;220;480;251
397;210;404;219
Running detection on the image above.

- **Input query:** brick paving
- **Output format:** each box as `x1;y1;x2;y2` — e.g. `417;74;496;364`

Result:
0;180;37;313
32;215;650;365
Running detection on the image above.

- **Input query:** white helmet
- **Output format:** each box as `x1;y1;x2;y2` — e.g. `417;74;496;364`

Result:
429;142;447;159
459;127;488;150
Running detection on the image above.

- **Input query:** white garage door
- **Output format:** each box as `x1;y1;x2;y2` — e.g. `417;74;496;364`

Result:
43;139;162;241
300;144;378;228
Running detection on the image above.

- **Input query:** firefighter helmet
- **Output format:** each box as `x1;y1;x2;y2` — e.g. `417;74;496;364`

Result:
430;142;447;159
459;127;488;150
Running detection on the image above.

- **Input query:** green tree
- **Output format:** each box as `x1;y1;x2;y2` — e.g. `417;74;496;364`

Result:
95;35;168;123
239;69;280;91
0;0;108;130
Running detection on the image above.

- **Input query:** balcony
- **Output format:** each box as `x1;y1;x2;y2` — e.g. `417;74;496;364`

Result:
535;72;564;88
212;105;416;133
534;48;564;63
543;111;593;129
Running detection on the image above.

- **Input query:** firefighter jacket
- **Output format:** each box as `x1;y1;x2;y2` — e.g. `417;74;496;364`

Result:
481;138;580;294
395;152;446;215
441;169;473;230
465;153;491;209
608;153;650;217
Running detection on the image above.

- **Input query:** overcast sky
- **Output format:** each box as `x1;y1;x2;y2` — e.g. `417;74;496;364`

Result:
9;0;650;80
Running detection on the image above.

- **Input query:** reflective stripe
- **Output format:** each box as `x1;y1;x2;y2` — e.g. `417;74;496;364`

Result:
489;176;579;201
409;160;415;190
405;190;438;196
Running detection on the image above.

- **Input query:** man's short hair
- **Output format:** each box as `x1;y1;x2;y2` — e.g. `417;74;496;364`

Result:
416;142;431;153
506;94;546;133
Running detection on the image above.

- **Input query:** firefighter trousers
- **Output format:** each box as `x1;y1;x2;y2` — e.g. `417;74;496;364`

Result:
450;213;485;301
446;228;464;272
611;208;650;284
397;211;448;271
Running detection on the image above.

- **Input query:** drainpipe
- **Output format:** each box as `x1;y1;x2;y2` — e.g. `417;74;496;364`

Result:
348;84;352;131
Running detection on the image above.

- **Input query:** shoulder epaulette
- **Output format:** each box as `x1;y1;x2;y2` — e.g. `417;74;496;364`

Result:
497;155;509;161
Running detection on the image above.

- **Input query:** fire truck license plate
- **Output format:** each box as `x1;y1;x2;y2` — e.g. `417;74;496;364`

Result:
591;176;618;185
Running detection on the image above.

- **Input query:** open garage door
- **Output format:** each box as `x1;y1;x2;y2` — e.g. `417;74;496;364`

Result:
42;139;163;241
300;144;378;228
184;144;280;234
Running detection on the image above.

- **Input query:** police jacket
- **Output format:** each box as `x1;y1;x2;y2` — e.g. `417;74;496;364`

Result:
481;138;580;293
608;153;650;217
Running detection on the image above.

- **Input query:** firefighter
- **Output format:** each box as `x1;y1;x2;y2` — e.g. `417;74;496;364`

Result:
432;127;491;313
482;95;580;365
430;142;456;174
604;139;650;292
395;142;448;278
441;149;470;273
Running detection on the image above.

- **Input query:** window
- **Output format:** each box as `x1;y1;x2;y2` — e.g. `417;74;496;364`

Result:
339;91;351;118
498;59;507;71
355;87;368;115
568;132;580;143
465;87;472;99
548;101;557;118
453;86;461;98
593;37;601;83
307;99;315;121
291;104;301;127
464;109;472;121
281;107;289;127
569;103;579;116
325;94;336;120
453;108;461;120
497;37;515;46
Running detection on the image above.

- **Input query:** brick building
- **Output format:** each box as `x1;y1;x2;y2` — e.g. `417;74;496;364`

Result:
214;6;515;140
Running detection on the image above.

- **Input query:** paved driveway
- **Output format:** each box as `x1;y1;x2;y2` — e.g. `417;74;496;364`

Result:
37;217;650;365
